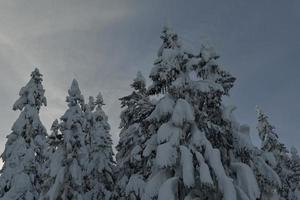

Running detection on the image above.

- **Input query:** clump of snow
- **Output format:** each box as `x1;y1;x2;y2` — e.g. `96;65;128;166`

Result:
48;148;64;178
157;122;182;144
190;80;224;93
143;134;157;157
171;99;194;127
254;157;282;187
147;95;175;121
156;142;177;168
194;151;214;185
125;175;145;197
131;145;142;162
180;145;195;187
261;152;277;168
190;124;207;148
157;177;178;200
222;105;237;122
44;167;65;200
0;172;32;200
231;162;260;200
144;170;171;199
70;160;82;186
235;185;251;200
203;138;237;200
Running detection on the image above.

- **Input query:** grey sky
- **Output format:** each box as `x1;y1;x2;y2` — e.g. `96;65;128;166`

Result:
0;0;299;156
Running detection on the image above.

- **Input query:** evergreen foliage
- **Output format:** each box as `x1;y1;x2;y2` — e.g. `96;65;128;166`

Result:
0;68;48;200
113;71;154;200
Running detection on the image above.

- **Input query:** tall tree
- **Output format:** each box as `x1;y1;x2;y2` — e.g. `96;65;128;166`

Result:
0;68;48;200
142;27;260;200
41;79;89;200
113;71;154;200
83;93;115;200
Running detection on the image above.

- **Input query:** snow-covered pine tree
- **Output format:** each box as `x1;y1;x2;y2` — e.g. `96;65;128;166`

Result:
143;27;260;200
113;71;154;200
83;92;115;200
39;119;63;198
227;109;282;200
256;107;291;199
119;71;152;128
40;79;89;200
148;27;235;166
0;68;48;200
289;147;300;200
256;108;288;154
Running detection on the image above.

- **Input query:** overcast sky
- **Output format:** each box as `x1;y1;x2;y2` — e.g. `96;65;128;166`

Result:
0;0;299;155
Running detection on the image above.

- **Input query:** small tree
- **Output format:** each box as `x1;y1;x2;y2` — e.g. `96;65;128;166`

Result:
84;93;115;200
113;71;154;200
0;68;48;200
39;119;63;198
256;107;292;199
256;108;288;154
41;79;89;200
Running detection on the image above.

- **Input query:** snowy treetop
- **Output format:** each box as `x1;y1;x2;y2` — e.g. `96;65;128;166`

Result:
157;26;181;57
256;106;289;154
95;92;104;106
13;68;47;111
131;71;146;92
148;27;235;97
66;79;84;107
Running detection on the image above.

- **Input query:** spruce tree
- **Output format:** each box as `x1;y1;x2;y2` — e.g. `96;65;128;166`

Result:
0;68;48;200
226;107;283;200
142;27;260;200
256;108;288;154
83;93;115;200
230;118;281;200
113;71;154;200
256;107;291;199
39;119;63;199
40;79;89;200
